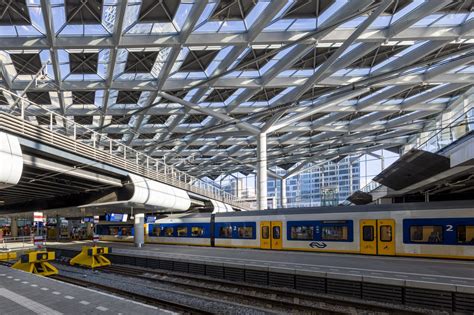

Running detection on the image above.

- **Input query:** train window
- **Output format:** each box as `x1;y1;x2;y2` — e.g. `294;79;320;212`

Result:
409;226;443;243
191;227;204;237
238;227;253;239
164;227;174;237
150;225;160;236
273;226;281;239
322;226;348;241
290;226;313;240
262;226;269;239
362;226;374;241
219;226;232;238
379;226;392;242
177;227;187;237
120;227;129;236
457;226;474;244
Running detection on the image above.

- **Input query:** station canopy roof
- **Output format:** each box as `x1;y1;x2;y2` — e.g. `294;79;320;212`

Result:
0;0;472;178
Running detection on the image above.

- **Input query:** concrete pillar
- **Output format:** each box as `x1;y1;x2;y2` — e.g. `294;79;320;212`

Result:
56;215;60;241
281;178;287;208
257;133;267;210
10;217;18;237
86;222;93;238
134;213;145;248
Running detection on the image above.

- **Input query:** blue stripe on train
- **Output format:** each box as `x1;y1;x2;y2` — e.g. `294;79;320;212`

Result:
287;220;354;242
148;222;257;239
403;218;474;245
148;223;211;238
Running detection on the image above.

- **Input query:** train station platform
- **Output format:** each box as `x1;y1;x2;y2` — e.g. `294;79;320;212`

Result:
0;264;166;314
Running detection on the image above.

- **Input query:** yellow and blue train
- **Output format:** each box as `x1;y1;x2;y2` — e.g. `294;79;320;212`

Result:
97;201;474;259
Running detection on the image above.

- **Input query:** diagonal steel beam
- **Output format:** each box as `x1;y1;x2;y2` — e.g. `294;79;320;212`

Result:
40;0;65;115
98;0;128;132
273;0;392;108
158;91;261;135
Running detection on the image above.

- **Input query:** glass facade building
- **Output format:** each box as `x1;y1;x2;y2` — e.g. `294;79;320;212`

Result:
267;157;360;208
219;157;360;208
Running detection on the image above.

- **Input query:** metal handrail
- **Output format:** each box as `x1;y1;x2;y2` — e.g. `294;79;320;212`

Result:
0;89;254;210
1;236;31;243
359;103;474;195
1;235;32;250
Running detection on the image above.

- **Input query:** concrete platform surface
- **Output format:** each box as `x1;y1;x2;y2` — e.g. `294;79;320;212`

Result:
0;265;171;315
51;241;474;288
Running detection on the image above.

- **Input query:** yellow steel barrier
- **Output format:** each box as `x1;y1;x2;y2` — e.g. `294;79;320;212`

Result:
70;246;111;269
11;251;58;276
0;252;17;261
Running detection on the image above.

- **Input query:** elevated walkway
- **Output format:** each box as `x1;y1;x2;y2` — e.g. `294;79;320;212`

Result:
349;130;474;204
0;110;253;212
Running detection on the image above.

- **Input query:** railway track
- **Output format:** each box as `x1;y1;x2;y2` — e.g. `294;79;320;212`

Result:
50;273;213;315
99;264;422;314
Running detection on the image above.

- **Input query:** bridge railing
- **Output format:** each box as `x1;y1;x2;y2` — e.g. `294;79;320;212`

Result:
359;97;474;196
0;89;254;210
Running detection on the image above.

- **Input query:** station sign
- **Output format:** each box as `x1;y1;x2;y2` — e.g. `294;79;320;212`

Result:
106;213;128;222
146;216;156;223
33;212;45;222
83;217;94;223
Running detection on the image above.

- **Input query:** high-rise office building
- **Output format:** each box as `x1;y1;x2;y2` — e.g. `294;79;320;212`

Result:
220;157;360;208
267;157;360;207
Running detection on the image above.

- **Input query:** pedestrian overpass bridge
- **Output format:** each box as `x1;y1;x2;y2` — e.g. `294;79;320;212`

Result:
0;109;253;214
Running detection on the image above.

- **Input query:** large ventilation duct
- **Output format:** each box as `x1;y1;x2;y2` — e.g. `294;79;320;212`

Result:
0;132;23;189
128;174;191;211
210;199;234;213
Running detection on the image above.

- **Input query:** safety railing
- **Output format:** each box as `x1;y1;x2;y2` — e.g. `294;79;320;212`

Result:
416;109;474;154
0;89;255;210
1;236;33;250
360;180;381;193
360;96;474;195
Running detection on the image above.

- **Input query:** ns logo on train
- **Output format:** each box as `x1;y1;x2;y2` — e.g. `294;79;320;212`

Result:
309;241;327;249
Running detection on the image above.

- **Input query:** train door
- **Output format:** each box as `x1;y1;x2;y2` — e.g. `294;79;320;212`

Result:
210;214;215;247
271;221;282;250
360;220;377;255
377;219;395;255
359;219;395;255
260;221;271;249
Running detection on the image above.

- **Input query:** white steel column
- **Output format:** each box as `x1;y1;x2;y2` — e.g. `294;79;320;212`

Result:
257;133;267;210
281;177;287;208
134;213;145;248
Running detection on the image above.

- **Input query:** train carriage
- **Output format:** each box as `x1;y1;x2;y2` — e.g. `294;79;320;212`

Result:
147;213;212;247
96;222;135;242
100;201;474;259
